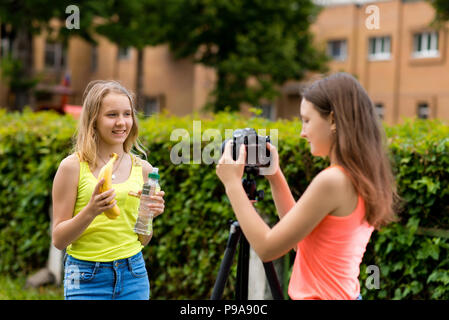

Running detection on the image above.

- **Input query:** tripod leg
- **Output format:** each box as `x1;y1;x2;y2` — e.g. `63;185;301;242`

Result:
236;234;250;300
211;222;241;300
263;262;284;300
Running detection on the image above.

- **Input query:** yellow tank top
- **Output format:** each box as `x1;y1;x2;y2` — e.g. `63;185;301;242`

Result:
66;154;144;261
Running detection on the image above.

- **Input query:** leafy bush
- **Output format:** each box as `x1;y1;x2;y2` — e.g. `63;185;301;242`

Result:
0;108;448;299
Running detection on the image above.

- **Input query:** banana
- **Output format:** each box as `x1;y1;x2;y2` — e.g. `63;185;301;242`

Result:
98;153;121;219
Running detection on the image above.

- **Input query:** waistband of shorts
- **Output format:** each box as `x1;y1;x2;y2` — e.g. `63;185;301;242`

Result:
65;251;143;268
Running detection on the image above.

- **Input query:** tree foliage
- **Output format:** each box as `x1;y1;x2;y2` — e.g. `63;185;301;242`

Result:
0;1;328;112
161;0;329;112
429;0;449;22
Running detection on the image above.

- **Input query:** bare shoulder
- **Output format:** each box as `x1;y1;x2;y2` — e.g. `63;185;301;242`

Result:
56;154;80;178
312;166;348;191
313;166;358;216
52;154;80;199
309;167;354;204
52;154;80;227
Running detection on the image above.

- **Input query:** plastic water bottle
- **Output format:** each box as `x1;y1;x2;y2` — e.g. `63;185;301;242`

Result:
134;167;161;236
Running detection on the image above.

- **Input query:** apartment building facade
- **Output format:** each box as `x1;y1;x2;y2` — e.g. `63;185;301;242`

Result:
1;0;448;124
312;0;449;123
1;27;216;118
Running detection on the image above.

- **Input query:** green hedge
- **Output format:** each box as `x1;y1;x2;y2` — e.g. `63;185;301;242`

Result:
1;108;448;299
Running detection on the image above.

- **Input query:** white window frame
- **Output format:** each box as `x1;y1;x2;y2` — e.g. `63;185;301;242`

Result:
417;102;430;119
1;38;10;58
118;46;131;60
256;103;276;121
374;103;384;120
44;41;66;70
368;36;391;61
327;40;347;61
143;96;162;117
413;31;439;59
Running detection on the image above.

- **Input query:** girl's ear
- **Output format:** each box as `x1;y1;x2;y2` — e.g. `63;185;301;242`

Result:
329;111;337;133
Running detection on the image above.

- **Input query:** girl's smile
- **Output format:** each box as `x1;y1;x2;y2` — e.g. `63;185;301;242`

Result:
96;93;133;144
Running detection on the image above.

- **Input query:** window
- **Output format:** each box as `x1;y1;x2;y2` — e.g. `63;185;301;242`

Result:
0;37;10;58
256;103;275;120
368;36;391;60
374;103;384;120
417;102;429;119
45;42;66;70
143;96;163;116
1;23;12;58
413;31;439;58
327;40;347;61
118;47;131;60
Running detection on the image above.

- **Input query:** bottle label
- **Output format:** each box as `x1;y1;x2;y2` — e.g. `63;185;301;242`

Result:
134;180;160;236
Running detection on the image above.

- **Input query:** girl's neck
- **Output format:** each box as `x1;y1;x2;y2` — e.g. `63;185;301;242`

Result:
97;143;126;163
328;149;337;166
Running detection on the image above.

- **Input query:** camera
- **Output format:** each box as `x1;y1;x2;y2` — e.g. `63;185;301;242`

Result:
221;128;271;168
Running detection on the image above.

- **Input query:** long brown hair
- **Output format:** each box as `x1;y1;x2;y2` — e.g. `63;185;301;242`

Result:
302;72;398;229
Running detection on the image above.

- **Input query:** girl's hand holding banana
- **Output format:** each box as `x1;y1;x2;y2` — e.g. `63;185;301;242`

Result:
86;178;117;218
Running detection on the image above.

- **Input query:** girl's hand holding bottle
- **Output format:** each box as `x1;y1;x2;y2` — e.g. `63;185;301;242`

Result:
137;189;165;218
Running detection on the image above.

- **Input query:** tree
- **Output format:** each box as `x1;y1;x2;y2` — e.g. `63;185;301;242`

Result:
93;0;168;111
1;0;328;113
429;0;449;22
0;0;168;111
160;0;328;112
0;0;104;110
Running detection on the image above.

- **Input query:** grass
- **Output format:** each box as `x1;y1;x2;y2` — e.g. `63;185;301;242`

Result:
0;274;63;300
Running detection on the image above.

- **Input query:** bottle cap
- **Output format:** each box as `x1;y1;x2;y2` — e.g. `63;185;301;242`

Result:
148;167;160;180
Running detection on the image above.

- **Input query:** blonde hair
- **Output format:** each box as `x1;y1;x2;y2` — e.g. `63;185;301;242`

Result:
72;80;147;167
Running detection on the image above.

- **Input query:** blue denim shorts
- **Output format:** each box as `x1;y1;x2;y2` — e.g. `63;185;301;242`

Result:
64;251;150;300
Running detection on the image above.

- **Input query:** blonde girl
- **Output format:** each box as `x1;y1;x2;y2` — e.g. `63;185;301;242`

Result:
216;72;398;300
52;80;165;300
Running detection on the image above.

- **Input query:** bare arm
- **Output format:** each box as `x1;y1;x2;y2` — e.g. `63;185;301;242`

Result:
225;169;341;262
217;142;342;262
267;170;296;220
262;143;296;219
138;233;152;246
52;156;117;250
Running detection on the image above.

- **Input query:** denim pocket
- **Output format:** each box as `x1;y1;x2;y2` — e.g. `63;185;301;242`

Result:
129;255;148;278
65;260;98;283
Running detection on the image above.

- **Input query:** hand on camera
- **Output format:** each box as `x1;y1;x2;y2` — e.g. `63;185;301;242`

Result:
216;140;246;186
259;142;280;178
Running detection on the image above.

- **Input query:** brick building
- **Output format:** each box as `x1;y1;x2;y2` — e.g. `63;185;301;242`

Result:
1;0;448;124
312;0;449;123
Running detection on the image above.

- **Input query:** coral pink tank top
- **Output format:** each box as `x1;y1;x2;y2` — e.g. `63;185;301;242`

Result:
288;165;374;300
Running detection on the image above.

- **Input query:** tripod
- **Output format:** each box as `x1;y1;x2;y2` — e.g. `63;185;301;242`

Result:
211;167;284;300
